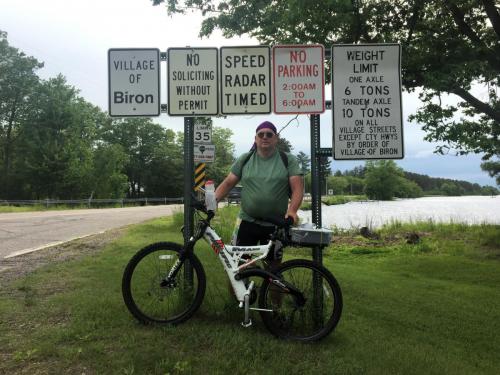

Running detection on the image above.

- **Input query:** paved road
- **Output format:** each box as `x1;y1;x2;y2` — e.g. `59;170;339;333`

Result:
0;205;182;259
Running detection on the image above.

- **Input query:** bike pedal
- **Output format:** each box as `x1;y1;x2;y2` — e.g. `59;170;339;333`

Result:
241;319;252;328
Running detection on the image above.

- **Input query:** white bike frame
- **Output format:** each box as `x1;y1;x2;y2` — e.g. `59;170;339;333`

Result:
202;225;273;302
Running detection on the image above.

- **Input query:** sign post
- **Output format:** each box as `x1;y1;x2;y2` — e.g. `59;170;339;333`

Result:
332;44;403;160
272;45;325;114
220;46;271;115
108;48;160;117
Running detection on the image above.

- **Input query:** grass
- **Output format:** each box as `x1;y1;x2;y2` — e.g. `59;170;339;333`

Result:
1;208;499;374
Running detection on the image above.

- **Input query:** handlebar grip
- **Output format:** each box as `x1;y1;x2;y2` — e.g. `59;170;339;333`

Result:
256;215;293;228
284;216;294;227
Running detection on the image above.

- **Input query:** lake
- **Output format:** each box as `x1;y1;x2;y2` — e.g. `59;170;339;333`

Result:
298;196;500;229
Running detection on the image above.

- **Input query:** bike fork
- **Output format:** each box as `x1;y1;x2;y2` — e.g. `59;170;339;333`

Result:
160;254;186;287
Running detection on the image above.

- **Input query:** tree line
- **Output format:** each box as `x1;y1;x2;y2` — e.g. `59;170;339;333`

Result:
294;153;498;200
0;31;234;200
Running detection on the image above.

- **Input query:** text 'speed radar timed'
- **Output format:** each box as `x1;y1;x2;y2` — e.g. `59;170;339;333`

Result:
332;44;403;160
220;46;272;115
167;48;219;116
108;49;160;117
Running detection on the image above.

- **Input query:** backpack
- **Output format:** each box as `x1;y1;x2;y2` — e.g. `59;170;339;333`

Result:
240;149;291;197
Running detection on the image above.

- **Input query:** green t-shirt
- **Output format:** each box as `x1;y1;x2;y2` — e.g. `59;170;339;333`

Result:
231;150;302;224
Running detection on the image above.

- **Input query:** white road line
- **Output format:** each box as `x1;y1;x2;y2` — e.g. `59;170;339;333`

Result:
4;231;105;259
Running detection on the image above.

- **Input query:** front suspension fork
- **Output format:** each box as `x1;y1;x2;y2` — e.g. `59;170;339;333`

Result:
160;241;194;287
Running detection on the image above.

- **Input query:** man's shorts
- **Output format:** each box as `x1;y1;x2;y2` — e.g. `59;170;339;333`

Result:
236;220;282;261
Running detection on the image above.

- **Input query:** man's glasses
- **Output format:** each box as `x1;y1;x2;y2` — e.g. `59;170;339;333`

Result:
257;131;275;139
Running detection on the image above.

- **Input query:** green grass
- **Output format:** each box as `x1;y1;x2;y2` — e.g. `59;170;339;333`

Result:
1;208;499;374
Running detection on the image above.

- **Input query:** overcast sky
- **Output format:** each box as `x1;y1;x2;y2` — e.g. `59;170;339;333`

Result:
1;0;496;186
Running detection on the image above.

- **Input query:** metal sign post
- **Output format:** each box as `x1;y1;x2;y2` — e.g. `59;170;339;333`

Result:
183;116;195;281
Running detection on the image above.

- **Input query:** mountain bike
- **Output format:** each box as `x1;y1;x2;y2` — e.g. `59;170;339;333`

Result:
122;197;342;342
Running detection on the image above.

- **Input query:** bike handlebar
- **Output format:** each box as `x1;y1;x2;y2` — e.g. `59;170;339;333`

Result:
256;215;294;228
190;193;292;229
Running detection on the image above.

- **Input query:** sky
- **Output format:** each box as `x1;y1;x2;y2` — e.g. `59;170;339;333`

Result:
0;0;496;187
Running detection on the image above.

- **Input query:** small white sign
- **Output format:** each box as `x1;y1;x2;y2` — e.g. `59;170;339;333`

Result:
194;144;216;163
273;45;325;114
332;44;403;160
194;123;212;144
220;46;271;115
167;48;219;116
108;48;160;117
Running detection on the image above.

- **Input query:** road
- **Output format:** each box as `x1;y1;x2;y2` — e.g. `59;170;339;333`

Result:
0;205;182;259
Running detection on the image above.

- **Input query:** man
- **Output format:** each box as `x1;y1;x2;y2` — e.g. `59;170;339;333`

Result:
215;121;304;264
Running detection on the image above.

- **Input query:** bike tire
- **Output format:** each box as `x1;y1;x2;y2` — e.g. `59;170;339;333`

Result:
258;259;342;342
122;242;206;325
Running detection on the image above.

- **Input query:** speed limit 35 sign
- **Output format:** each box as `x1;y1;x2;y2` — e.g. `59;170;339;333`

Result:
194;123;212;144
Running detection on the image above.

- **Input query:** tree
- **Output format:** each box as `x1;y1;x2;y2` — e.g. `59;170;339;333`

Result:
481;160;500;185
100;118;172;197
394;177;424;198
440;181;465;196
277;136;293;153
0;30;43;198
327;175;349;195
364;160;404;200
92;144;129;199
296;151;311;174
320;156;331;194
19;75;99;199
345;175;365;195
152;0;500;182
206;124;235;184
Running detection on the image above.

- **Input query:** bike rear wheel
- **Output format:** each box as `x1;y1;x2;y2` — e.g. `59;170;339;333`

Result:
258;259;342;342
122;242;206;325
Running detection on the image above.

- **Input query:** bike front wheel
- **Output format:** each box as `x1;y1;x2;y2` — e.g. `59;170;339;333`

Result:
259;259;342;342
122;242;206;325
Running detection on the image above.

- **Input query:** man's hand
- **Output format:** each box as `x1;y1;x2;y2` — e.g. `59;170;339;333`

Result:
285;210;299;225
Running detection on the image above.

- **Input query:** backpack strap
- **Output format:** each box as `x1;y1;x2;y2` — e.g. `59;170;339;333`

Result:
279;151;289;169
241;150;255;171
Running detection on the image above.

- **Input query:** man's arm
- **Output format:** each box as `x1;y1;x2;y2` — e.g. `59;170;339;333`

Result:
286;175;304;224
215;172;240;202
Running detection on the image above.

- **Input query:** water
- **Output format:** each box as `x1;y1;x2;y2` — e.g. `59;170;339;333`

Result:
299;196;500;230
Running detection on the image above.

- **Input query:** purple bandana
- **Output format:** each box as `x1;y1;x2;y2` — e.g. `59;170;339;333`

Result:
255;121;277;134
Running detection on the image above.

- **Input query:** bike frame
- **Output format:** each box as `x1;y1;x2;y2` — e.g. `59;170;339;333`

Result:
202;225;272;302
